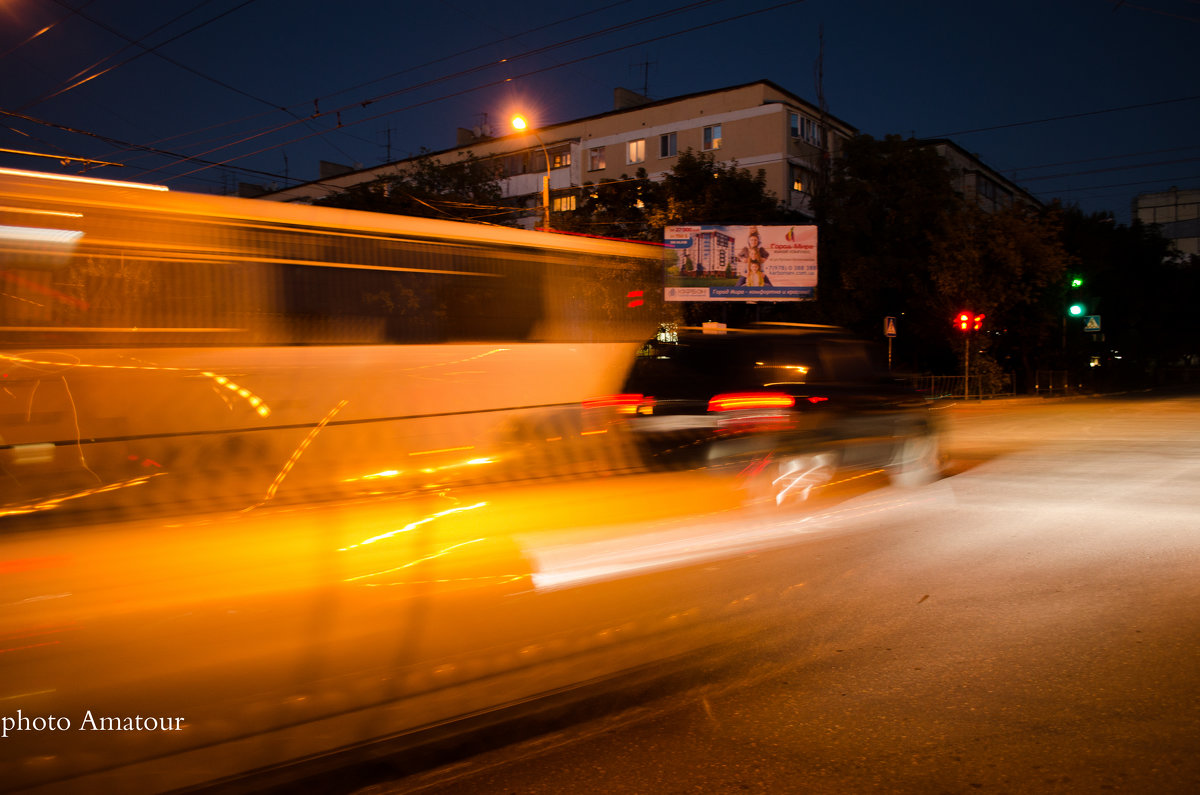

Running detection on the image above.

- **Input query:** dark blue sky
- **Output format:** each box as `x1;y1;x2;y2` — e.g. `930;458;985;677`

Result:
2;0;1196;222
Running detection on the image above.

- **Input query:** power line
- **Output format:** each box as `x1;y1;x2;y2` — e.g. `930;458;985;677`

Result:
138;0;742;178
929;94;1200;138
164;0;809;182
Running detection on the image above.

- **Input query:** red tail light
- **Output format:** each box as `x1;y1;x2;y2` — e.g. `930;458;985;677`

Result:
707;392;796;412
583;394;645;414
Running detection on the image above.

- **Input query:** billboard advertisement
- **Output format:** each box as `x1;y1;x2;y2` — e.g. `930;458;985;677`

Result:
662;224;818;302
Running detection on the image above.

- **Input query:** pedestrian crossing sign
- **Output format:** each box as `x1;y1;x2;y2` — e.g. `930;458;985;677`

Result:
1084;315;1101;332
884;316;897;337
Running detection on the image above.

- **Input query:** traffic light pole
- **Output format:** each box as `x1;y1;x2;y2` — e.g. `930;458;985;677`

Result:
963;334;970;400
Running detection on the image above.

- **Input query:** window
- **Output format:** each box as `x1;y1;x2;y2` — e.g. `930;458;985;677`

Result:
551;147;571;169
659;132;677;158
626;138;645;165
790;113;825;147
790;164;805;193
552;195;576;212
703;124;722;151
588;147;606;171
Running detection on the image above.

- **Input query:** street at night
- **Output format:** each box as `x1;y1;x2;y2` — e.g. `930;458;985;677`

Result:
355;391;1200;795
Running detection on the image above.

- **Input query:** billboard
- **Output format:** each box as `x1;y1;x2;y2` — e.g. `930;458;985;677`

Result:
663;224;818;301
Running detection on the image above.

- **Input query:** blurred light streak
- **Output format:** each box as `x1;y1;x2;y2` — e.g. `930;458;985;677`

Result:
340;501;487;551
0;226;83;243
251;399;347;507
0;167;167;191
343;538;486;583
0;353;271;417
59;375;100;484
522;479;908;592
0;271;89;310
0;473;162;517
0;205;83;218
409;445;475;456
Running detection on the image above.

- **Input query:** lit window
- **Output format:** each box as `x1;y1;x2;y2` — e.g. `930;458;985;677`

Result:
552;195;577;212
659;132;677;158
589;147;606;171
552;149;572;169
703;124;722;151
627;138;645;164
791;165;804;193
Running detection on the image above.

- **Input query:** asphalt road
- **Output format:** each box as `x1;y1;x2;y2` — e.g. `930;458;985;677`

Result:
360;390;1200;795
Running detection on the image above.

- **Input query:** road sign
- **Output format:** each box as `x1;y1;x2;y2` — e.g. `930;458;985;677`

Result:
1084;315;1101;332
884;316;897;337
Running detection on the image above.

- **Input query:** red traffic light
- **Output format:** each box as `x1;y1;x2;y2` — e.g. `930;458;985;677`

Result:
955;311;985;332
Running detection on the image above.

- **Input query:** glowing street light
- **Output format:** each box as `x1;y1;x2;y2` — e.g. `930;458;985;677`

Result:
511;115;552;230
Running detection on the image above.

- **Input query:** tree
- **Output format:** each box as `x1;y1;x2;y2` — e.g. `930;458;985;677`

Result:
553;168;661;241
556;149;802;242
1058;207;1197;386
929;202;1071;387
807;134;960;365
315;150;504;222
646;149;795;228
810;134;1072;383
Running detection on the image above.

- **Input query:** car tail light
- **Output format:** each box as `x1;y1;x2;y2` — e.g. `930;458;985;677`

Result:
707;392;796;412
583;394;645;414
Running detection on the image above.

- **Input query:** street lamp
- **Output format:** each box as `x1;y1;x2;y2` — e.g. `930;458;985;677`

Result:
511;115;551;230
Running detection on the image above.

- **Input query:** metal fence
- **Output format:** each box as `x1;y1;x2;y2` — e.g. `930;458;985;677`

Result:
1034;370;1071;396
901;373;1016;400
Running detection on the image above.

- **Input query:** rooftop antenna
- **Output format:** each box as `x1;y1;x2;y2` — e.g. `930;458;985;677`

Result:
632;52;656;97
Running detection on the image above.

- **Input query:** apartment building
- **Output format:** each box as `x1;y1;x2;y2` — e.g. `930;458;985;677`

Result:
257;80;854;226
257;79;1034;227
920;138;1041;212
1133;187;1199;256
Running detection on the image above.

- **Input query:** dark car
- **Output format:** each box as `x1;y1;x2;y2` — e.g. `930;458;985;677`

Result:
608;323;941;506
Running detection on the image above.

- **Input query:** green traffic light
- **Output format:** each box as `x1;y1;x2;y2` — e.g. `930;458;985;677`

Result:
1071;277;1083;288
1068;303;1085;316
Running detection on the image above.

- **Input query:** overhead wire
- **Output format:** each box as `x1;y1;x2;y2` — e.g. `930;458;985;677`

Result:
92;0;645;170
161;0;810;182
136;0;746;180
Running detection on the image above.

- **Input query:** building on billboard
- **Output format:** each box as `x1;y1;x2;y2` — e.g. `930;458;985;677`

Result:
665;224;818;302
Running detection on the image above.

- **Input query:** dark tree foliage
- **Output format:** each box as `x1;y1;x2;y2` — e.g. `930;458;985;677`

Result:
314;150;504;222
806;134;960;368
1058;207;1198;386
553;168;662;241
556;150;804;241
808;134;1074;384
647;149;795;227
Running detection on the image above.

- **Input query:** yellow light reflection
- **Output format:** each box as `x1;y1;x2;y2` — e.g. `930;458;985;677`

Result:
251;399;347;507
0;353;272;418
0;167;168;191
343;538;486;583
339;501;487;551
0;473;163;518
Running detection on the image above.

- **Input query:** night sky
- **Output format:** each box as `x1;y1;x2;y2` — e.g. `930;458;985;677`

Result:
1;0;1196;222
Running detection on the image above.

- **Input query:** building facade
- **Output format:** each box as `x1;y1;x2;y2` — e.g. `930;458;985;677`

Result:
258;80;1034;229
258;80;855;227
1133;187;1199;256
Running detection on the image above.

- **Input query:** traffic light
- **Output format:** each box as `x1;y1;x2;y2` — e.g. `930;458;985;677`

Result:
1068;303;1085;317
955;311;985;332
